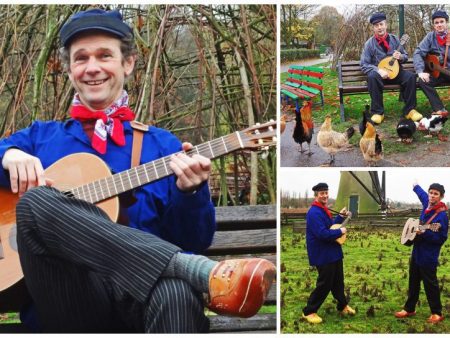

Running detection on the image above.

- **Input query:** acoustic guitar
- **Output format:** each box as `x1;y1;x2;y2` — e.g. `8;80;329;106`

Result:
0;121;276;293
401;218;441;246
378;34;410;80
425;54;450;78
329;211;352;245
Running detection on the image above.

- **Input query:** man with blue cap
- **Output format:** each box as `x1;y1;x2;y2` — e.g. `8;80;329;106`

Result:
361;12;422;125
395;181;448;324
0;8;275;333
301;183;355;324
413;10;450;117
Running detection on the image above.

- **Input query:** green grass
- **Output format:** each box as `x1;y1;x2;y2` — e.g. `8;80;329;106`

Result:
281;62;450;156
280;226;450;333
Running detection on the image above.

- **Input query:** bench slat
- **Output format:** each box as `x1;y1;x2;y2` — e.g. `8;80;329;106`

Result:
209;313;276;332
207;229;276;253
215;205;275;224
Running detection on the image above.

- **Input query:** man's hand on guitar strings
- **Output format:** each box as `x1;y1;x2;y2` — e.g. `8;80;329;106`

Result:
170;142;211;193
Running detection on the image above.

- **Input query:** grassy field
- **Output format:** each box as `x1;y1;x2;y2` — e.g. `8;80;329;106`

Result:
281;225;450;333
281;63;450;156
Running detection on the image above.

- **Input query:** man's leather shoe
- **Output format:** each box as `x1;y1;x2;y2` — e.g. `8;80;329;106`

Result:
427;314;444;324
340;305;356;315
394;309;416;318
370;114;384;124
405;109;423;122
302;312;323;324
207;258;275;318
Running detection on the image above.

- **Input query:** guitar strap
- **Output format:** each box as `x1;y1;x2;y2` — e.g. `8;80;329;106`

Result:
130;120;149;168
443;34;450;69
422;207;446;225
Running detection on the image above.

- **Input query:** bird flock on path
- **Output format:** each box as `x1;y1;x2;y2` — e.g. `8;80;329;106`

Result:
282;102;448;166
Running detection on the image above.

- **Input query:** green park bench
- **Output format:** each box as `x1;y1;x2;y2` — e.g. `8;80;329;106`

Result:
338;59;450;121
0;204;276;334
281;65;325;112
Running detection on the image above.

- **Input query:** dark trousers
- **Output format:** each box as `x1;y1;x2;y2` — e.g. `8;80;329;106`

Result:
16;186;209;333
303;259;347;315
404;259;442;315
418;73;450;112
367;69;416;116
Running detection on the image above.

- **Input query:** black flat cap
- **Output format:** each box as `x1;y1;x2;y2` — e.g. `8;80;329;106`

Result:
432;10;449;21
60;9;133;47
429;183;445;195
370;12;386;25
312;183;329;192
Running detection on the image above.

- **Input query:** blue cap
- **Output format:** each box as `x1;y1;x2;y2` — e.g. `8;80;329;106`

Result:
312;183;328;192
370;12;386;25
429;183;445;195
432;10;449;21
60;9;133;47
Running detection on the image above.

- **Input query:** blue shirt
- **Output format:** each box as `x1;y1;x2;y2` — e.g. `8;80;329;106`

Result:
305;205;344;267
413;31;450;73
0;119;216;251
411;185;448;268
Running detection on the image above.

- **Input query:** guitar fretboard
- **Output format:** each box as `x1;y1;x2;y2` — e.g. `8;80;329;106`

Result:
68;132;244;204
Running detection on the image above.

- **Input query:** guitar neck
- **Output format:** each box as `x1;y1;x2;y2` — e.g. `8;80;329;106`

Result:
69;132;244;204
418;223;440;231
340;212;352;227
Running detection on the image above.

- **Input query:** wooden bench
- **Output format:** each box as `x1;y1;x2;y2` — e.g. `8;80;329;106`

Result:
338;59;450;121
281;65;324;112
0;204;276;334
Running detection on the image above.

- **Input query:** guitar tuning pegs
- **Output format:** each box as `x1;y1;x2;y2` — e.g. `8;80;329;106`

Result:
268;125;274;131
255;122;261;126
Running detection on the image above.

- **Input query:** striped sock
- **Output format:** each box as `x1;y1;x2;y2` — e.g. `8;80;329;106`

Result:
162;253;217;293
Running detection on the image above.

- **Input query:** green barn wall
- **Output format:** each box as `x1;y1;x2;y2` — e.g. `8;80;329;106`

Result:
334;172;380;214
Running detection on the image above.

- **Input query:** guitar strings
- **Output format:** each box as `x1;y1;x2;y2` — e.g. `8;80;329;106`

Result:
70;125;275;204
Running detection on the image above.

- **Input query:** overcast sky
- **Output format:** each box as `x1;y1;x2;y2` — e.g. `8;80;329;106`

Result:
279;168;450;204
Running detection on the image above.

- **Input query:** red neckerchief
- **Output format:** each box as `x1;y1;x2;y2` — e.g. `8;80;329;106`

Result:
374;33;390;52
311;201;332;219
437;32;447;46
70;105;135;154
425;201;448;214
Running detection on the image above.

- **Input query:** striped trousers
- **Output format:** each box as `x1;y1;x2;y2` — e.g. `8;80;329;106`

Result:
16;186;209;333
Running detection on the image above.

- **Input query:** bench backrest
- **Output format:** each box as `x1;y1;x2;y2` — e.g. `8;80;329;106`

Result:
287;65;324;93
339;59;415;88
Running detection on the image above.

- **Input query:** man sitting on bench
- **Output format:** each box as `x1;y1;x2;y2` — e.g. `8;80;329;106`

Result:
360;12;422;125
413;10;450;116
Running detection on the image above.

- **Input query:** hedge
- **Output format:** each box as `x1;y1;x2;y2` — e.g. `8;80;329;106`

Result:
280;49;320;63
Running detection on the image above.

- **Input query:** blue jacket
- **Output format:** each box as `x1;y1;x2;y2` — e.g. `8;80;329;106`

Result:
411;185;448;268
0;119;216;252
305;205;344;267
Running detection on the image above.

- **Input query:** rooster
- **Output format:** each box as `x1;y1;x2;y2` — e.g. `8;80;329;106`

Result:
292;101;314;155
359;122;383;166
317;115;355;165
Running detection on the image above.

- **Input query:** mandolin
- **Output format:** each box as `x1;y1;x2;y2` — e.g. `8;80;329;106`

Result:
378;34;410;80
0;121;276;293
329;210;352;245
401;218;441;246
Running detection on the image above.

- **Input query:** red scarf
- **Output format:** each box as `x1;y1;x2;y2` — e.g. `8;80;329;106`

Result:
425;201;448;214
437;32;447;46
311;201;332;219
70;105;135;154
375;33;390;52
